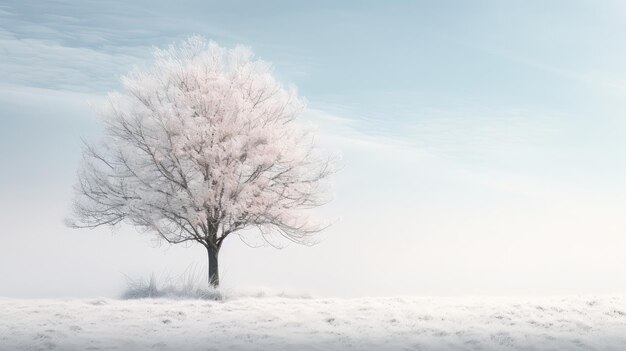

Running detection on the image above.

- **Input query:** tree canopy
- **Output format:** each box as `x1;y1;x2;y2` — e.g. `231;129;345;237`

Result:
68;37;334;286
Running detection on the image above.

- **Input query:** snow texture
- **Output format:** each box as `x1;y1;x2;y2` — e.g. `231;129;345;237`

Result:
1;295;626;350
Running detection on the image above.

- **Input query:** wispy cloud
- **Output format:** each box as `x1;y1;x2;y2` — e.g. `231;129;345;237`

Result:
307;94;567;165
474;45;626;98
0;29;145;92
0;0;246;92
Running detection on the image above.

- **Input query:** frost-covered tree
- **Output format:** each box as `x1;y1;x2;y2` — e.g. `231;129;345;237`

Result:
67;37;333;287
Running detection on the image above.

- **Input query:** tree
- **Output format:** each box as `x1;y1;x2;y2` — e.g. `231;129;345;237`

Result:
67;37;333;287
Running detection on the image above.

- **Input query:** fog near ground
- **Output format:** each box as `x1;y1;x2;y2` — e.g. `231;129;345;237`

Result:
2;86;626;298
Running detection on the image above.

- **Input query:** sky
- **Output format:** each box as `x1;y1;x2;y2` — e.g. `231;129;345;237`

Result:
2;0;626;298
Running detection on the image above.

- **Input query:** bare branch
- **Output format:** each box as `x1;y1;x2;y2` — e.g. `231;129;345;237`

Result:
68;36;335;268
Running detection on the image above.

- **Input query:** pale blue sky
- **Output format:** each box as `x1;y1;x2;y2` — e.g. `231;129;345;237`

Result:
2;1;626;297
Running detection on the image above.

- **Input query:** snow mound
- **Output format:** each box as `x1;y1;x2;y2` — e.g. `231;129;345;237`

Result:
121;274;312;301
1;295;626;350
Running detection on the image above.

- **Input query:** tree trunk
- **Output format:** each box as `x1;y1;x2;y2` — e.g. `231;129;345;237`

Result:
207;245;220;288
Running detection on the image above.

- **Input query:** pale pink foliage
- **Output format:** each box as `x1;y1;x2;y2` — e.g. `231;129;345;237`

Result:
69;37;333;251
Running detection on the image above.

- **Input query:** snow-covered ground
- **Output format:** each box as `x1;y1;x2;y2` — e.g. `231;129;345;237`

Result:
1;295;626;350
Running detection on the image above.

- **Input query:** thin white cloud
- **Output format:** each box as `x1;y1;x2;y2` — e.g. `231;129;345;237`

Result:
0;0;245;92
0;29;146;92
307;98;567;165
475;45;626;97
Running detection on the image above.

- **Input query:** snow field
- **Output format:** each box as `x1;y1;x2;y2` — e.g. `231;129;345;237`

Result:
1;295;626;350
